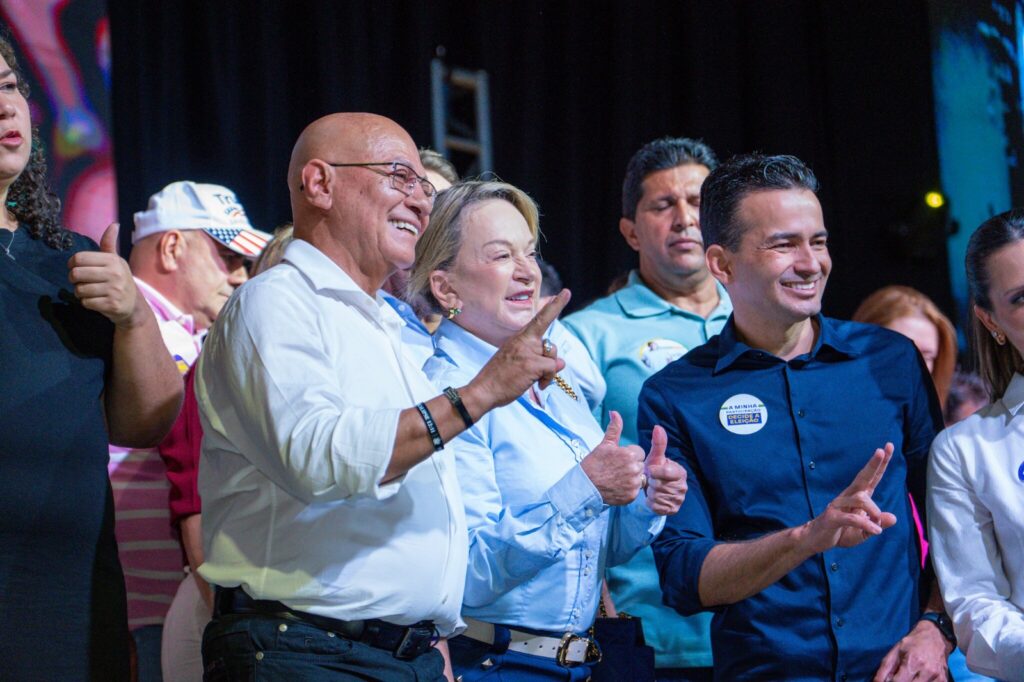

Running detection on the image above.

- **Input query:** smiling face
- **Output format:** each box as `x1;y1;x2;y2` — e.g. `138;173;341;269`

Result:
0;54;31;192
434;199;540;347
974;239;1024;357
291;114;434;294
335;132;432;280
712;188;831;334
621;163;711;285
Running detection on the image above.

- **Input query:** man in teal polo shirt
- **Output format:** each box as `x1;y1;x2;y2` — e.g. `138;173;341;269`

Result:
562;137;728;680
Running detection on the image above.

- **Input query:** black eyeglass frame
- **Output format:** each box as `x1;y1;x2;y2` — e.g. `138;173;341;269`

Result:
327;161;437;201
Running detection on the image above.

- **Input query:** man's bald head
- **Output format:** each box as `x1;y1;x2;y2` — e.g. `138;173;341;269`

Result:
286;112;431;295
288;113;416;195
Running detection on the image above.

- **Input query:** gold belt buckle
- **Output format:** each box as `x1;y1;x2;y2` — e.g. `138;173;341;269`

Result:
556;632;603;667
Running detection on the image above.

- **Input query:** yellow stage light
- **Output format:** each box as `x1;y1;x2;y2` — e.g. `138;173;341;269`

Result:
925;191;945;209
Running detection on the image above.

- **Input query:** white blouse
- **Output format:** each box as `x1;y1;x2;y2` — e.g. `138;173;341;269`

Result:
927;372;1024;681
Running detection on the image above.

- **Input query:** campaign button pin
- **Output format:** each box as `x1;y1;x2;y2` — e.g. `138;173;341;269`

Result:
719;394;768;435
639;338;687;371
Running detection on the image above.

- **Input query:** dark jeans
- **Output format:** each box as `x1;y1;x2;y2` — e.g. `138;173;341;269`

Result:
133;624;164;682
202;613;446;681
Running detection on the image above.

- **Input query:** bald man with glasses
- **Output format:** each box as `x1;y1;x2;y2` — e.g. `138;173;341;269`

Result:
195;113;572;681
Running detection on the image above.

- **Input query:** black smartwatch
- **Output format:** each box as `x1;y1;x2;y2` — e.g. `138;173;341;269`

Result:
920;612;957;649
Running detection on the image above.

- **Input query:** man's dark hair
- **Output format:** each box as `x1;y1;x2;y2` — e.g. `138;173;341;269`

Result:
621;137;718;220
700;153;819;252
418;148;459;186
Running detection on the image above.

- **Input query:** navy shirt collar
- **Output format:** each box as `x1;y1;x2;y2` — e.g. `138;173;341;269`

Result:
713;314;859;374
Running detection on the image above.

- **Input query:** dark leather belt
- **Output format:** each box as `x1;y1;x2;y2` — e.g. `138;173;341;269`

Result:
213;586;437;660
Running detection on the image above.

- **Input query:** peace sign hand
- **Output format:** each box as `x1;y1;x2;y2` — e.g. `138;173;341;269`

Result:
800;443;898;555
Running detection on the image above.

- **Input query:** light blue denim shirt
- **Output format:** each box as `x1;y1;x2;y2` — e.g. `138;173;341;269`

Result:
425;319;664;634
381;291;435;370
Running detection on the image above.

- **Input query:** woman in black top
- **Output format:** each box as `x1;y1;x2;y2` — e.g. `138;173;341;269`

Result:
0;34;183;681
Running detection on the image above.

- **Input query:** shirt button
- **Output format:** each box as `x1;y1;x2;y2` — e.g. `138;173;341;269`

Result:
808;461;816;470
584;567;591;576
797;409;806;417
278;623;288;632
585;550;593;558
831;562;839;572
585;509;594;517
835;617;845;627
327;632;336;638
255;652;264;661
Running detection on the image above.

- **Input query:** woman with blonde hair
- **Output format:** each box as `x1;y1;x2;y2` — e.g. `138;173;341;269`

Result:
852;285;957;408
927;208;1024;680
410;180;686;680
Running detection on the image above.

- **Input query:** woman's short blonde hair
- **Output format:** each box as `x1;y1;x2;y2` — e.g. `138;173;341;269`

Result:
852;285;957;407
408;180;540;312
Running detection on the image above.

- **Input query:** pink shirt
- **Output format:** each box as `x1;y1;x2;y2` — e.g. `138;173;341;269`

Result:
107;279;202;629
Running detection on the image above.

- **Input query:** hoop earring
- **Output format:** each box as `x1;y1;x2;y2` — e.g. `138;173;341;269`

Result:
447;307;461;320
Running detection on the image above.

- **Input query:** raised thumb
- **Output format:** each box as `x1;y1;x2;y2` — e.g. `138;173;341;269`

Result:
646;425;668;467
602;410;623;445
100;222;120;254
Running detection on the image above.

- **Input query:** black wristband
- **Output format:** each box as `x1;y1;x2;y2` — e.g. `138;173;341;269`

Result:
919;612;957;648
443;386;474;429
416;402;444;452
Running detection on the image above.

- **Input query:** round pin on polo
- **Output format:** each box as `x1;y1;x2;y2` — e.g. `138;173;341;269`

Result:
639;338;687;370
719;394;768;435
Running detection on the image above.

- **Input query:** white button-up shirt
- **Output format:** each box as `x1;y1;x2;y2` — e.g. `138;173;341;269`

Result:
195;239;467;636
927;372;1024;681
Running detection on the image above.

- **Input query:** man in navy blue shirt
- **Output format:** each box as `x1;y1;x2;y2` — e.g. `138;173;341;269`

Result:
640;154;956;681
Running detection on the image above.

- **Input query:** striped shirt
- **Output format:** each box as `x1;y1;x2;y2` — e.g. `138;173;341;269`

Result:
107;279;201;629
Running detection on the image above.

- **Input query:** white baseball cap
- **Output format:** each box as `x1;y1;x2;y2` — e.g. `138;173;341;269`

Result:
133;181;271;257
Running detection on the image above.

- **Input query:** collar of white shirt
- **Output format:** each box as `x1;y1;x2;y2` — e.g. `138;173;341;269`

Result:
280;238;403;332
1001;372;1024;416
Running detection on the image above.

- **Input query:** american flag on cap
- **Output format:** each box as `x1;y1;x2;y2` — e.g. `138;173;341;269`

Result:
203;227;271;257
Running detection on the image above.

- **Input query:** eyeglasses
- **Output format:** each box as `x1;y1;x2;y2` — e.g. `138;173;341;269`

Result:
328;161;436;201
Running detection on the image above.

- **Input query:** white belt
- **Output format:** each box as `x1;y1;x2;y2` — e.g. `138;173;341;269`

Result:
461;617;599;666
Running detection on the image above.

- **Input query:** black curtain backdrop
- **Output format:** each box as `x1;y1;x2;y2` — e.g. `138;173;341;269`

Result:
108;0;949;319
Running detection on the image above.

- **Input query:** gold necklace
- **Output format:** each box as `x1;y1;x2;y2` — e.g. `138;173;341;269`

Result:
552;374;578;401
